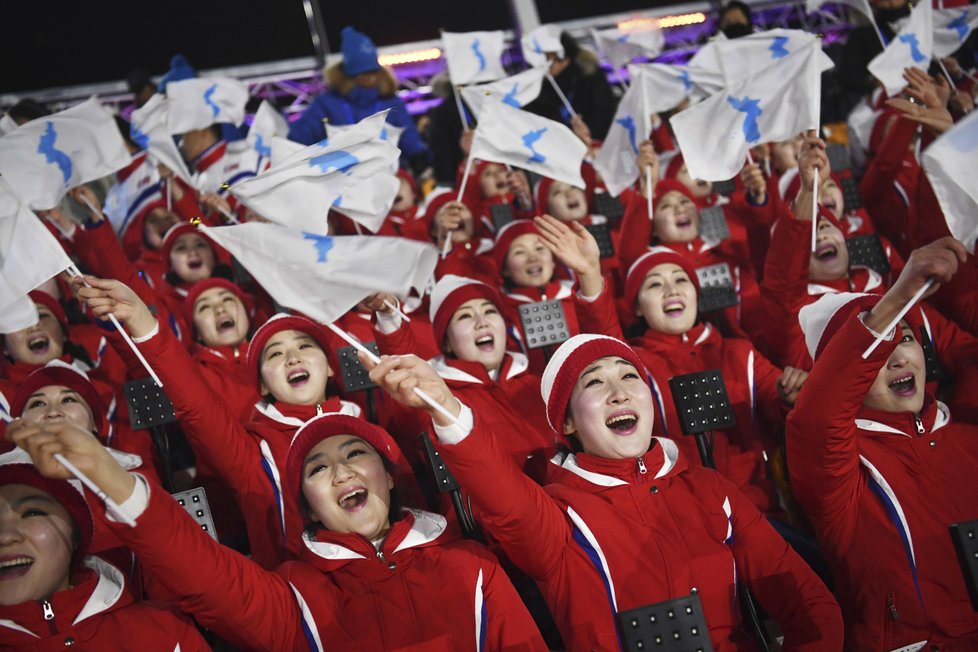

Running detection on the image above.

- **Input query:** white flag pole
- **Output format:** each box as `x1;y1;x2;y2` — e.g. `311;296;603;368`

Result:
165;178;171;211
861;280;933;358
383;299;412;322
546;71;578;119
442;151;475;257
640;75;653;220
936;58;956;89
811;166;820;253
452;84;471;130
323;321;460;424
54;453;137;527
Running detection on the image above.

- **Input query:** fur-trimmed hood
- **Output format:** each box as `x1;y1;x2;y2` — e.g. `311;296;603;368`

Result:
324;61;398;97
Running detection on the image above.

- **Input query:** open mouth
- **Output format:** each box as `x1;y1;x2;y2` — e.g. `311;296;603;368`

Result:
663;299;686;316
27;334;50;353
216;316;236;333
525;264;544;277
605;412;638;433
814;243;838;261
338;488;368;511
888;374;916;397
475;334;494;352
0;556;34;579
287;369;310;387
675;216;694;229
822;198;838;213
567;199;581;211
188;260;203;270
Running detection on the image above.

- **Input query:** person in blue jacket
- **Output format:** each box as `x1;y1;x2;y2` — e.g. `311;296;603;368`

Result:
288;26;432;176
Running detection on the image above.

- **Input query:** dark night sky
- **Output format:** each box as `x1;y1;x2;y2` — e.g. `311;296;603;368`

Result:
3;0;666;95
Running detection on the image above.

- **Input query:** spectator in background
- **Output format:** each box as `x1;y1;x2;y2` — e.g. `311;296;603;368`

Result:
717;0;755;39
126;68;157;108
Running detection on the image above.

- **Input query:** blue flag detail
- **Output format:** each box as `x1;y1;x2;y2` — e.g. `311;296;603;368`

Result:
471;39;486;72
532;37;543;54
769;36;789;59
37;122;73;185
254;134;271;158
522;128;547;163
950;11;969;40
303;232;334;262
379;126;389;141
203;84;221;118
678;70;692;94
898;34;927;63
308;150;359;174
130;125;150;150
727;96;763;143
503;83;521;108
332;195;343;207
617;34;630;43
615;116;639;154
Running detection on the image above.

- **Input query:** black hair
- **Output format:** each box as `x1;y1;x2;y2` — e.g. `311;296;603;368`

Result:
126;69;155;95
719;1;753;27
113;114;140;151
7;98;50;123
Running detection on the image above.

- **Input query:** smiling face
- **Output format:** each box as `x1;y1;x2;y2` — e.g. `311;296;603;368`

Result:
169;233;216;283
547;181;588;222
819;176;845;218
192;287;249;347
301;436;393;541
259;329;331;405
653;191;700;243
635;263;698;335
674;163;713;199
478;164;508;199
0;484;74;606
19;385;95;433
444;298;507;373
863;323;926;414
503;233;555;288
809;216;849;281
4;305;64;366
563;357;655;459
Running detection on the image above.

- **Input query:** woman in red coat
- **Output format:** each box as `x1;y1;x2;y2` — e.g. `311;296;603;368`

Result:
8;412;548;651
365;333;843;651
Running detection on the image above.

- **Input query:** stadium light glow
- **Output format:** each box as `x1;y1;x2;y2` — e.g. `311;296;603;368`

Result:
618;12;707;32
379;47;443;66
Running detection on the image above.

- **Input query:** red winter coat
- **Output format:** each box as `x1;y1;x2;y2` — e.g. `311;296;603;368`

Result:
787;312;978;651
0;556;209;651
436;416;843;651
111;478;547;651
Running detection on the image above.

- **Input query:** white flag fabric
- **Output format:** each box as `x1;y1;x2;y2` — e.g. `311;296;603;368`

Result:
0;97;130;210
0;113;17;136
627;63;695;114
247;100;289;166
0;179;72;332
200;223;438;324
0;294;40;335
685;37;727;97
670;41;821;181
442;31;508;84
933;6;978;58
460;67;547;119
714;29;835;85
102;154;163;237
130;93;195;185
591;26;665;69
325;120;405;148
594;78;654;197
922;110;978;253
868;0;933;97
229;111;399;234
521;25;565;68
806;0;874;20
166;77;249;133
470;103;586;189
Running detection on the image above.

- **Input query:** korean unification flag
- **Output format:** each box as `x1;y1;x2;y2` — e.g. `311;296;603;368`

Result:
714;29;835;86
868;0;933;97
933;7;978;58
627;63;695;113
460;67;547;119
470;103;587;189
130;93;195;185
521;25;564;68
229;111;399;234
0;113;17;136
325;120;405;148
442;31;508;85
594;79;653;197
166;77;249;134
247;100;289;169
806;0;874;21
0;97;130;210
592;26;665;69
200;223;438;324
670;40;821;182
923;110;978;253
0;179;72;332
685;37;727;97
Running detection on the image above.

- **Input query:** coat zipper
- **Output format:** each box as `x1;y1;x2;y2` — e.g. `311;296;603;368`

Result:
887;593;900;621
315;403;323;416
637;458;648;475
913;416;924;434
376;550;396;570
41;600;56;635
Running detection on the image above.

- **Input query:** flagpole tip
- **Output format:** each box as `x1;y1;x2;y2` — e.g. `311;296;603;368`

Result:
190;217;203;227
220;182;231;190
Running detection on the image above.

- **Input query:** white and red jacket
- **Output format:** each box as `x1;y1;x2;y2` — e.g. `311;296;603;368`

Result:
434;408;843;651
109;478;547;651
787;314;978;651
0;556;209;651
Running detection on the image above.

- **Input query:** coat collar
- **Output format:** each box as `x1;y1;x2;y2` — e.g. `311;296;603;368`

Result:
429;352;529;386
252;396;361;429
855;397;950;438
550;437;683;487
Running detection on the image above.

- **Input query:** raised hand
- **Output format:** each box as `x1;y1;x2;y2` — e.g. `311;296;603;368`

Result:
534;214;603;296
776;366;809;406
636;141;660;199
740;162;767;203
71;275;157;338
362;353;461;427
69;185;104;222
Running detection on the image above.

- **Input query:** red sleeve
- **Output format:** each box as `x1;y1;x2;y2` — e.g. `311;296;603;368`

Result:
476;545;551;651
374;320;423;357
750;345;787;429
760;208;814;367
108;476;300;650
859;116;917;208
616;188;653;273
573;282;625;340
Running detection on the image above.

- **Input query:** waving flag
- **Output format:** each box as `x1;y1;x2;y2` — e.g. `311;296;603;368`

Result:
442;31;507;84
714;29;835;85
470;103;586;188
102;154;163;237
460;67;547;118
868;0;933;97
592;26;665;69
923;110;978;253
0;179;72;332
247;100;289;167
201;223;438;324
130;93;194;184
325;120;405;147
685;37;727;97
806;0;874;20
229;111;399;234
628;63;696;113
0;113;17;136
0;97;130;210
166;77;249;133
521;25;564;68
933;7;978;58
594;78;653;197
670;40;821;181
